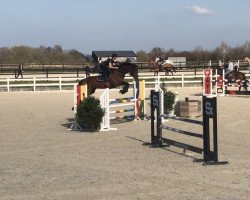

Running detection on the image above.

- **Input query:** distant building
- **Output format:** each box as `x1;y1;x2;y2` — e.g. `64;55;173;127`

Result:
92;51;137;63
168;57;186;67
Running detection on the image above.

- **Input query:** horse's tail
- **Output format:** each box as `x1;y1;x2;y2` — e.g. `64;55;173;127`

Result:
241;72;247;82
78;77;88;85
243;73;249;85
135;64;139;79
238;72;249;89
172;65;176;72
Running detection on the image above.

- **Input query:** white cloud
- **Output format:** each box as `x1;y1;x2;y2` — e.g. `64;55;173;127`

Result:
187;5;212;15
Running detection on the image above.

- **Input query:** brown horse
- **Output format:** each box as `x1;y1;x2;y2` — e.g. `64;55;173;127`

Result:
78;62;139;96
214;67;249;92
162;60;176;75
148;60;159;76
148;60;176;75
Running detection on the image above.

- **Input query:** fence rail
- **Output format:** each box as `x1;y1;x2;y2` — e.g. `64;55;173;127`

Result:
0;73;250;92
1;61;249;76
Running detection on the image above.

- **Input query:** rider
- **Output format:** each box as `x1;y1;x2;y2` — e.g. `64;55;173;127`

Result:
157;56;164;65
156;55;165;71
233;61;239;72
224;59;234;78
100;53;118;85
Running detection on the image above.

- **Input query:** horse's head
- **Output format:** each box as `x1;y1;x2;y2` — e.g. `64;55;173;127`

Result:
148;60;158;68
148;60;153;65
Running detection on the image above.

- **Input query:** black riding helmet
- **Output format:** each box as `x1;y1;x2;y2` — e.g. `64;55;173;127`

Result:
112;53;118;58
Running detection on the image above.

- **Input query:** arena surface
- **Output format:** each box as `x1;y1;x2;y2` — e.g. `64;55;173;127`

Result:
0;88;249;200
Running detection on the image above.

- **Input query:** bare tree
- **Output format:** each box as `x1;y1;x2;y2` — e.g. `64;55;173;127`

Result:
218;42;230;60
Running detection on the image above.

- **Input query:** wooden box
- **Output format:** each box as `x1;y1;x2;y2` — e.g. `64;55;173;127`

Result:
176;99;201;118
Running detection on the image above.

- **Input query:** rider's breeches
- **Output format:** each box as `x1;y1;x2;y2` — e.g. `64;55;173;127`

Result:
100;65;110;81
225;69;232;76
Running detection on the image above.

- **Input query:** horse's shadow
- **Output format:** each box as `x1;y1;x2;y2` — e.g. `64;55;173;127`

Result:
126;136;199;161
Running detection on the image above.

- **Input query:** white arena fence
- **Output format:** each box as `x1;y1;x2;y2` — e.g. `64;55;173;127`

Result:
0;73;249;92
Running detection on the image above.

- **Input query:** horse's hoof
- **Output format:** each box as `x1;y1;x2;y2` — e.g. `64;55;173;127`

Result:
119;90;126;94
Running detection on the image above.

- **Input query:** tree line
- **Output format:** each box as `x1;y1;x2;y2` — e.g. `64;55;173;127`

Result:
0;41;250;65
136;41;250;62
0;45;88;64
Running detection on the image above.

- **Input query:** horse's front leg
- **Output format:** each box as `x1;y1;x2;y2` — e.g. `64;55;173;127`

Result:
238;85;241;92
120;81;129;94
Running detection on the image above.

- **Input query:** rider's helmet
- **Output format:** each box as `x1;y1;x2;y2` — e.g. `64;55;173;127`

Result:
112;53;118;59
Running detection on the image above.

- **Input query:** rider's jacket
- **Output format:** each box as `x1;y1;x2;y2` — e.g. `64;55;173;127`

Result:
102;58;114;68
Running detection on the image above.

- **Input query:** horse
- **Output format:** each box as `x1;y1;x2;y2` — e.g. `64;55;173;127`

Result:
148;60;159;76
78;62;139;96
245;57;250;65
148;59;176;76
162;60;176;75
214;67;249;92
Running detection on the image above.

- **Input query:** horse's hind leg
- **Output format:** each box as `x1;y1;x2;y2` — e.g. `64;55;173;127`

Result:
87;85;96;96
238;85;241;92
243;81;248;91
90;88;96;95
120;82;129;94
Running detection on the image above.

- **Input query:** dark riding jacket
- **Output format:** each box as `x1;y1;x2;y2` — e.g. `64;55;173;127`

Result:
100;58;115;81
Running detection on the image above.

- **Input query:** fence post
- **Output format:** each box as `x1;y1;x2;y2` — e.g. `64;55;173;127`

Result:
7;78;10;92
59;77;62;90
33;77;36;91
181;74;184;87
77;69;79;77
208;60;212;67
46;69;48;78
158;74;160;86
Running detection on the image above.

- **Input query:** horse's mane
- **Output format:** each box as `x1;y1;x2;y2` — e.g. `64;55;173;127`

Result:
118;62;137;68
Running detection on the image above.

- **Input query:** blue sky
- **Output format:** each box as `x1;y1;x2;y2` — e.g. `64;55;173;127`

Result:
0;0;249;54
